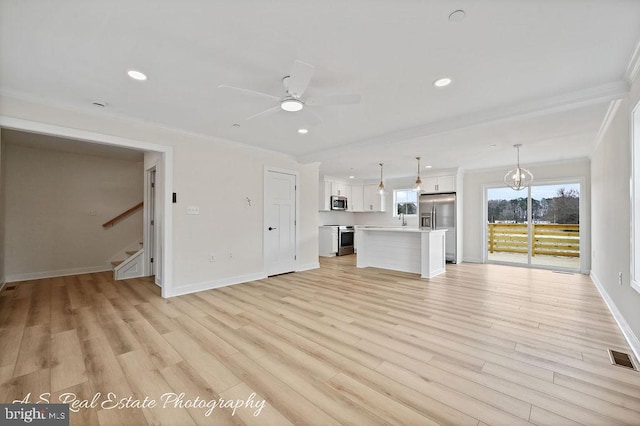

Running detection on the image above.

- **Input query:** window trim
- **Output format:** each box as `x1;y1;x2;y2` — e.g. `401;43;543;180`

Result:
393;188;418;217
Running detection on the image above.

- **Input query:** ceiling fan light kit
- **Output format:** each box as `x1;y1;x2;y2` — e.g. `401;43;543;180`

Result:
219;59;361;122
504;144;533;191
281;98;303;112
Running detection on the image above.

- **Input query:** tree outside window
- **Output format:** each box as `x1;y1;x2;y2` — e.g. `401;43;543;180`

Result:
394;189;417;216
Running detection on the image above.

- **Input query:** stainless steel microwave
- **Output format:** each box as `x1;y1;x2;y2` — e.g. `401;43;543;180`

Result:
331;195;348;210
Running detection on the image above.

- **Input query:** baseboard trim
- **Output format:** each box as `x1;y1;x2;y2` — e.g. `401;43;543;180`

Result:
462;257;483;264
296;262;320;272
6;265;112;282
0;279;5;292
166;272;268;298
590;271;640;363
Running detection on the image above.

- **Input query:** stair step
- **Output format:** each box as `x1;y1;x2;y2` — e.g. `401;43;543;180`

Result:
111;260;124;268
126;251;138;256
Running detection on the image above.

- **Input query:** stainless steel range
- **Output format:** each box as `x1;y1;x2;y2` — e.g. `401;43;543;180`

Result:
337;225;355;256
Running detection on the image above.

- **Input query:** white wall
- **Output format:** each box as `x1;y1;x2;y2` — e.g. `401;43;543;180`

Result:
462;159;591;269
4;143;143;280
0;129;5;287
591;71;640;355
0;95;319;295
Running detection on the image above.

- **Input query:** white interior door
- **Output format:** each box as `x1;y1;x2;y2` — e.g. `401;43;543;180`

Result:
265;170;297;276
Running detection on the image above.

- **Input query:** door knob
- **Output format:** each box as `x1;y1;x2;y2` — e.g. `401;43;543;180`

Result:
268;227;277;231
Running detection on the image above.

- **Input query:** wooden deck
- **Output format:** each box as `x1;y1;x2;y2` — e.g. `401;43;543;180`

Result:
1;256;639;425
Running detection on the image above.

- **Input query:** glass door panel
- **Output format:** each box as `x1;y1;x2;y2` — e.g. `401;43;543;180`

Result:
487;187;529;265
530;183;580;269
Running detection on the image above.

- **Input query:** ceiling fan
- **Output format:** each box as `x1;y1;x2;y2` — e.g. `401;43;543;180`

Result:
218;60;361;124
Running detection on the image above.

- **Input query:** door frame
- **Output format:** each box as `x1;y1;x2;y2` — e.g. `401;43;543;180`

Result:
482;176;588;273
263;166;299;275
0;115;174;297
144;165;157;281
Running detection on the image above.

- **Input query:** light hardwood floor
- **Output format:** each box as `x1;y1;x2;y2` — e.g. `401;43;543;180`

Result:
1;256;639;425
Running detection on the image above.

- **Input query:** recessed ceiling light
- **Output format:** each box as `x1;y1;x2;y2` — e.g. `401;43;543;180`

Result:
489;144;497;148
349;175;355;179
298;128;308;134
92;101;107;108
424;165;433;169
448;10;466;22
433;78;452;88
127;70;147;81
232;123;240;128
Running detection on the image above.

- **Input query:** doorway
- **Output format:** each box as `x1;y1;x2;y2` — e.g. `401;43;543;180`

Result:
264;168;297;276
486;181;581;271
0;116;173;297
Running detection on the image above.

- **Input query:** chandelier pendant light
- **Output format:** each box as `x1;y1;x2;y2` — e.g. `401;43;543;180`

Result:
413;157;422;192
377;163;385;195
504;144;533;191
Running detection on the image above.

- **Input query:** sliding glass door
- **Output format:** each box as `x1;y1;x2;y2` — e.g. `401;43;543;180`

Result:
487;182;581;270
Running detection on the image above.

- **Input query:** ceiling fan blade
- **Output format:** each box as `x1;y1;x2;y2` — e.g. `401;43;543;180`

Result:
218;84;280;101
299;107;322;126
286;60;315;97
246;105;280;121
306;93;362;106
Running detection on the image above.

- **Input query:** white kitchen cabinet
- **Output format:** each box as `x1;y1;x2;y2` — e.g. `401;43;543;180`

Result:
319;226;338;257
423;175;455;193
363;184;386;212
349;184;364;212
319;180;332;211
331;182;349;197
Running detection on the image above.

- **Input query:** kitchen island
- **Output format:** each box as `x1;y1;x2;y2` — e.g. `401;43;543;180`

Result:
356;227;447;278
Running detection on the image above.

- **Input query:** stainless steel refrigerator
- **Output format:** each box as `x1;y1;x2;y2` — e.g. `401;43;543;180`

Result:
419;192;457;263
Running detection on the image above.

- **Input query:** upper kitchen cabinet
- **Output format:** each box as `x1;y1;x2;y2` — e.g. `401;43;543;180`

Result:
350;184;364;212
363;184;386;212
423;175;455;193
331;181;349;197
320;177;352;211
319;180;332;211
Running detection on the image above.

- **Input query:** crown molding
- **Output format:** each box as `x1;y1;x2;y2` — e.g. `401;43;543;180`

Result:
593;99;623;152
0;90;298;162
299;81;629;164
624;37;640;84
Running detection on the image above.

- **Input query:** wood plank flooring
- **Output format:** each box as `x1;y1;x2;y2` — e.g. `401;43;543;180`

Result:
1;256;639;425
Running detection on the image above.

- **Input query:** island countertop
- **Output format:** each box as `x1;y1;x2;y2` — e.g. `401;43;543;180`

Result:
356;226;445;233
356;227;447;278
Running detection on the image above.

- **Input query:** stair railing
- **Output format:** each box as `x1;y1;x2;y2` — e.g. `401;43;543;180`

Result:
102;202;143;228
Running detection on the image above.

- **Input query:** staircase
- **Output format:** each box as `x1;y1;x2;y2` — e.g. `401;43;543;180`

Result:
111;243;145;280
103;203;146;281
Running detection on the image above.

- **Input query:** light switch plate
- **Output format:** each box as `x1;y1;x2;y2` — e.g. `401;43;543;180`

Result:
187;206;200;215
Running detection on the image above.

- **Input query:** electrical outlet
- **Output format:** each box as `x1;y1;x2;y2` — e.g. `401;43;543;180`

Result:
228;252;233;259
619;272;623;285
209;254;216;262
88;210;97;216
187;206;200;215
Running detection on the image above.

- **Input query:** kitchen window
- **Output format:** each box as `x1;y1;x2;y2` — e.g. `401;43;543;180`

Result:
394;189;417;216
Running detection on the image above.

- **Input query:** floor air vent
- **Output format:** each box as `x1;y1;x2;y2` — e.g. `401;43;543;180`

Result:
4;285;16;291
608;349;637;371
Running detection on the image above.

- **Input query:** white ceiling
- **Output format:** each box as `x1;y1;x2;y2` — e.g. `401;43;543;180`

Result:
1;0;639;179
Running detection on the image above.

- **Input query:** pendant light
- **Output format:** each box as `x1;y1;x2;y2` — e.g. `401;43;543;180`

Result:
413;157;422;192
377;163;385;195
504;144;533;191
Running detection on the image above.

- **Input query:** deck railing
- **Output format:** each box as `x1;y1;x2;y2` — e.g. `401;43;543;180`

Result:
488;223;579;257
